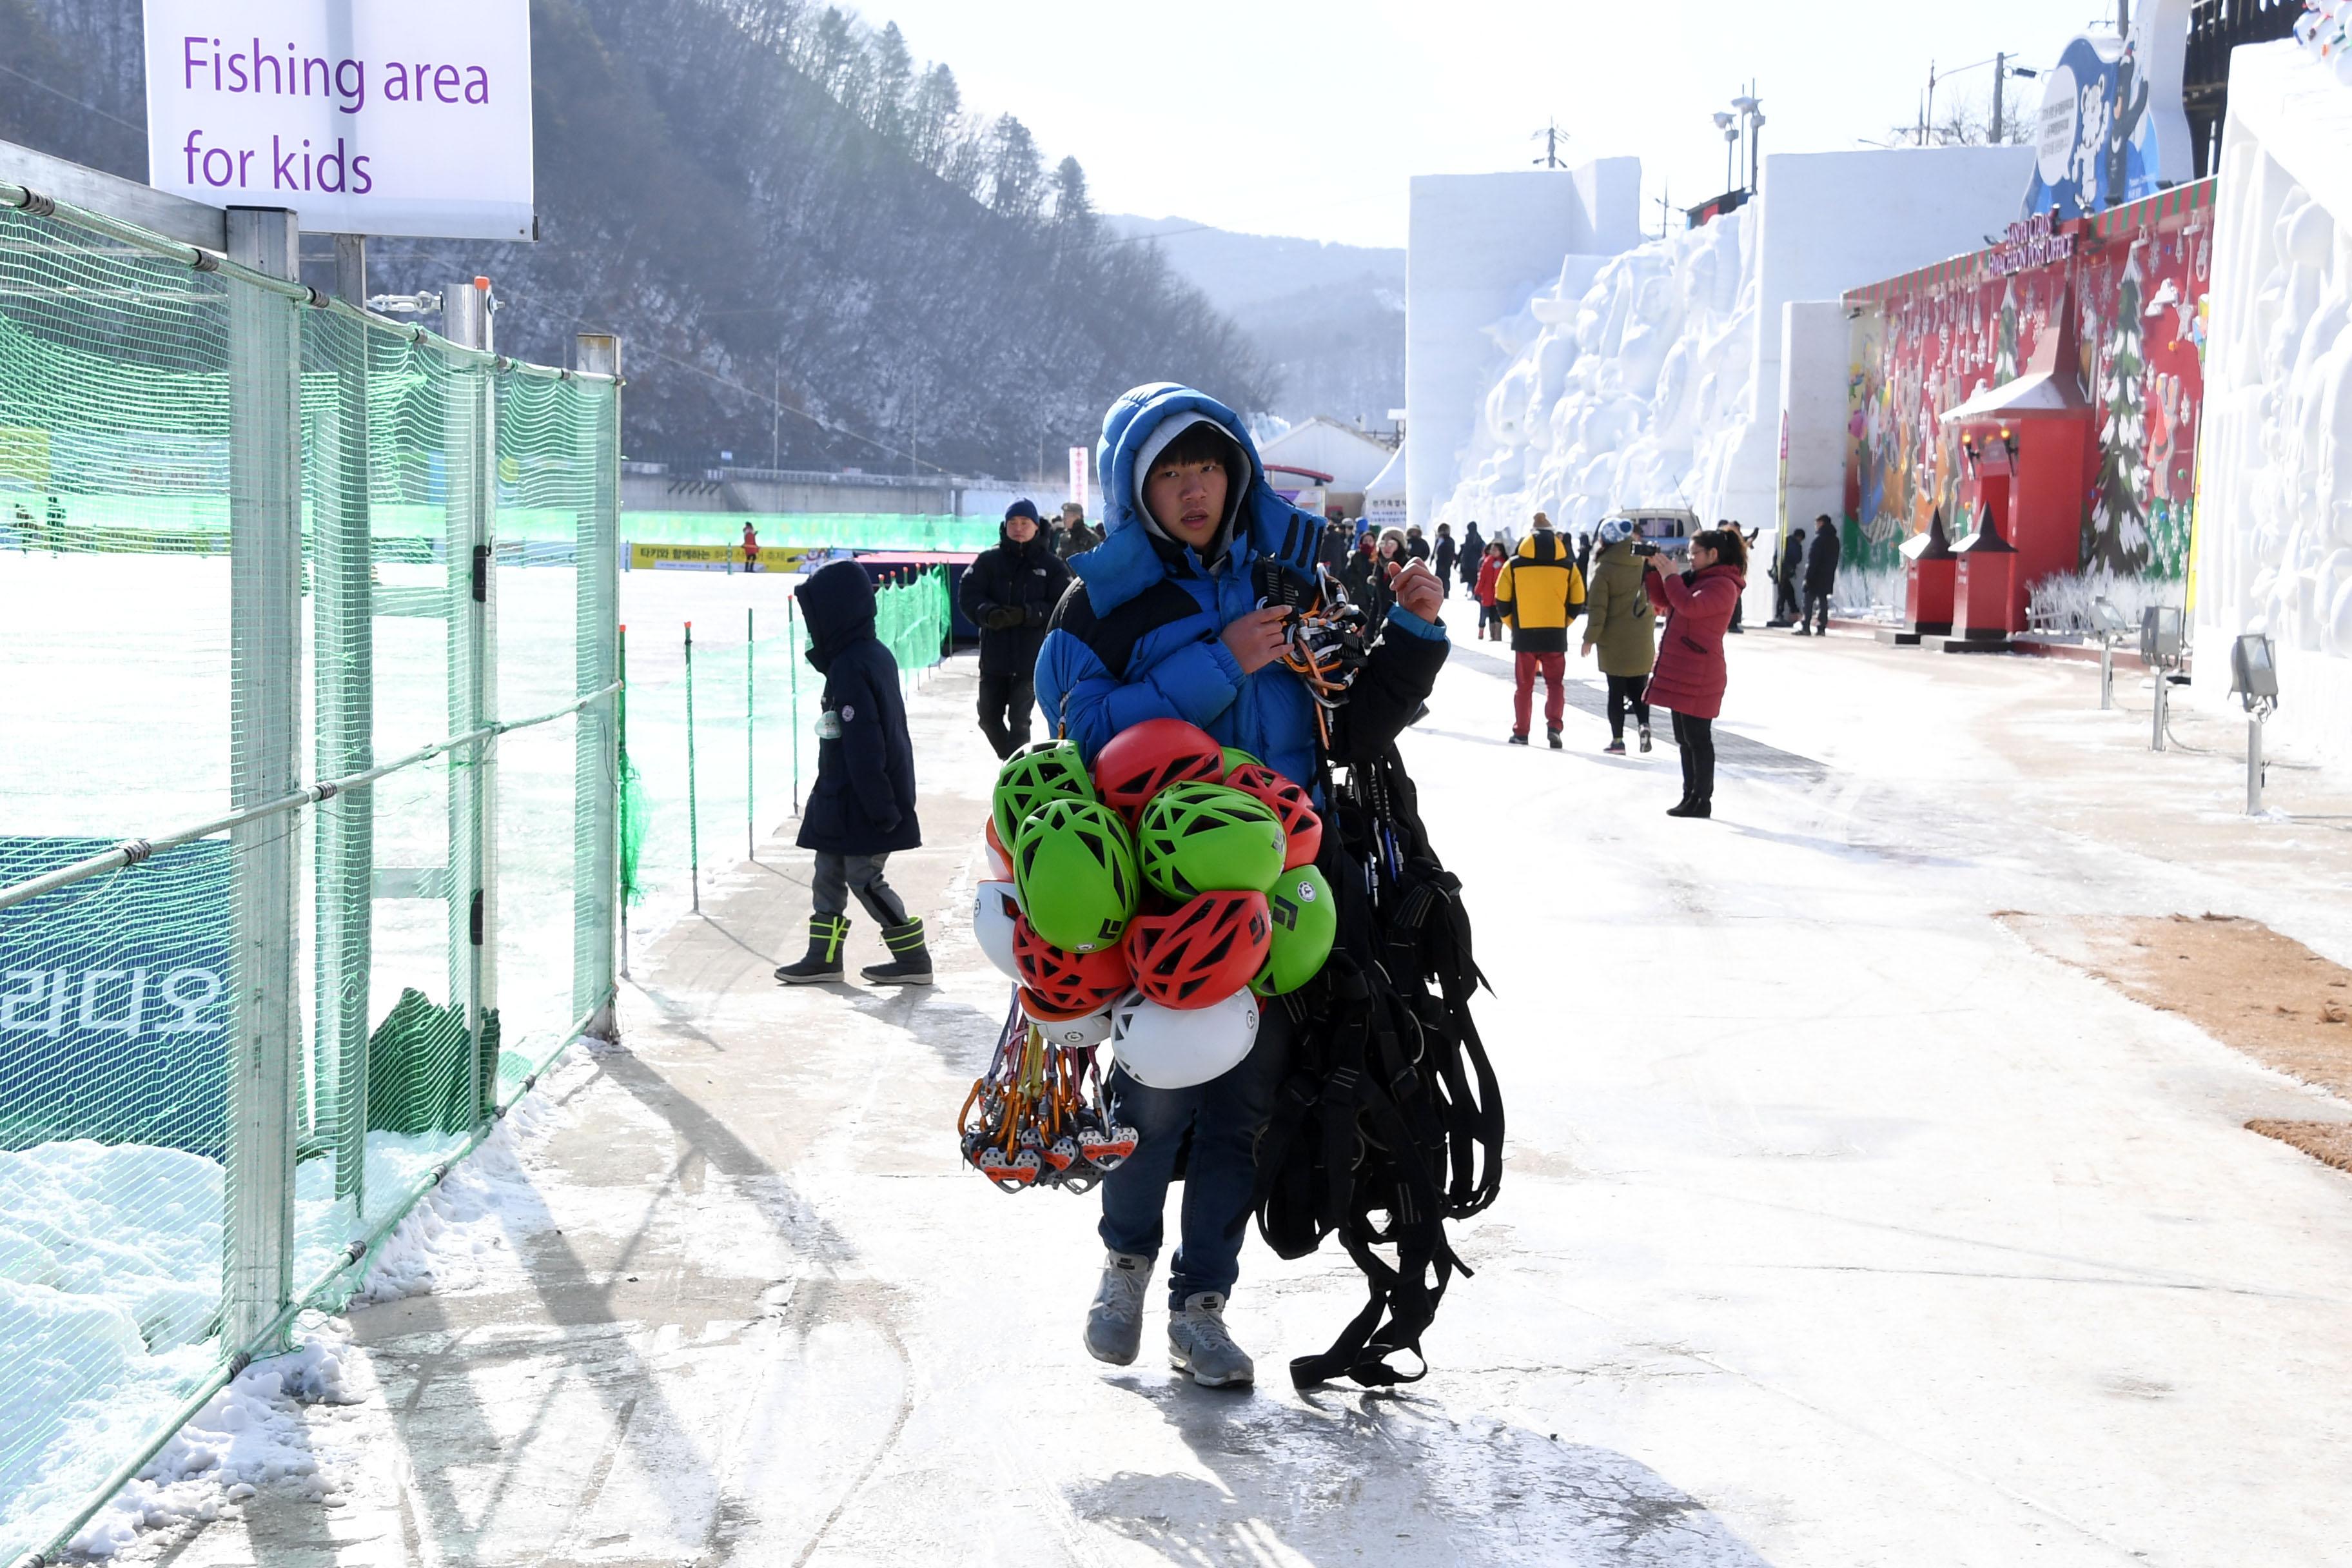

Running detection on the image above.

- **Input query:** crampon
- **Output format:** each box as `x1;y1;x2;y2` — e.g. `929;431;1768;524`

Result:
957;995;1137;1195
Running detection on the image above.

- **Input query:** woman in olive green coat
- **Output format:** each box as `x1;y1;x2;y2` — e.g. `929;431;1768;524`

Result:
1580;518;1656;754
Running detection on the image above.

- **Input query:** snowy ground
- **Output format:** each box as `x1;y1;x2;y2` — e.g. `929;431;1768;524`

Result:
57;612;2352;1565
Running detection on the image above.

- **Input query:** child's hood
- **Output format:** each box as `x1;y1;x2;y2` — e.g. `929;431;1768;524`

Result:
1070;383;1320;618
795;559;876;670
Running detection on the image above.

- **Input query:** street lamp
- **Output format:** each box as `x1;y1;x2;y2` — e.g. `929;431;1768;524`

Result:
1712;111;1736;193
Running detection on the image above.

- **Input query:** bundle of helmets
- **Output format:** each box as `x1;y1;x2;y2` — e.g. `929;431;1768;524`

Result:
971;717;1338;1101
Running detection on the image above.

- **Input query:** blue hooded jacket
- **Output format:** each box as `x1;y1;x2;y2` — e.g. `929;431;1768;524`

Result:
1034;384;1442;789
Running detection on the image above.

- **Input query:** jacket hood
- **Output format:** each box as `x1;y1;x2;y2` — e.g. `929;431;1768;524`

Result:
795;559;876;669
1070;383;1322;616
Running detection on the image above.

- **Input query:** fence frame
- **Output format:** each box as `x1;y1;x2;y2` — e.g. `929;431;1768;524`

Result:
0;158;623;1567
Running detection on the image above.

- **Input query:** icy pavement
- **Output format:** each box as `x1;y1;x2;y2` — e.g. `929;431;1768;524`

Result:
99;631;2352;1566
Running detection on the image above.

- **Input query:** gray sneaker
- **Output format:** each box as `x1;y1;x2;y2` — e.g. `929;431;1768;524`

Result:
1083;1251;1153;1366
1168;1291;1254;1387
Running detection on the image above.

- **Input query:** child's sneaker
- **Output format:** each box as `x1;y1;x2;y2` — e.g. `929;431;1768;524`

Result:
1168;1292;1253;1387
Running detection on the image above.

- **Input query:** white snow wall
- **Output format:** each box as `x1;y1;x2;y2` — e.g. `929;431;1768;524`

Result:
1435;147;2035;605
2191;39;2352;772
1406;163;1644;529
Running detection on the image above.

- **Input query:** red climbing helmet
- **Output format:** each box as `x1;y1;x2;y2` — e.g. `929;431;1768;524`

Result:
1121;889;1271;1010
1093;718;1226;817
1014;914;1134;1017
1221;763;1323;870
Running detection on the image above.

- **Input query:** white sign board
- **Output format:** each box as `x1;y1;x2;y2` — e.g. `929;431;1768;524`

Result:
143;0;534;240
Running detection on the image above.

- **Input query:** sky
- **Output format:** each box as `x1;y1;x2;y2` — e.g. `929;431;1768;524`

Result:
865;0;2119;249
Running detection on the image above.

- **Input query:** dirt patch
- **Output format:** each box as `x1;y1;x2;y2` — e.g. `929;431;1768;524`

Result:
2002;912;2352;1097
2247;1120;2352;1175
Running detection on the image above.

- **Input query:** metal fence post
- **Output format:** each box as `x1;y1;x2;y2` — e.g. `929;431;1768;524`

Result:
317;235;373;1211
685;622;700;912
575;333;620;1037
446;280;498;1119
225;207;302;1353
747;607;756;861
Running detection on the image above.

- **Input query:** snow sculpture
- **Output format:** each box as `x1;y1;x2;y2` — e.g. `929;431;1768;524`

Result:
2194;37;2352;762
1435;211;1756;538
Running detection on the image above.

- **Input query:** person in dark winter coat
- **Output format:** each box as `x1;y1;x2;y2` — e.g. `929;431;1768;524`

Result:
1798;514;1840;636
1053;501;1102;560
1458;522;1484;596
1431;522;1457;588
1338;531;1380;609
775;561;931;985
1772;526;1805;626
1404;525;1431;562
958;499;1072;758
1643;527;1747;819
1035;383;1448;1386
1317;517;1353;578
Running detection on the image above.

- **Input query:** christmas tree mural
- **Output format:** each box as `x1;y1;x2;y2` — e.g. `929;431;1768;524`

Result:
2088;242;2153;574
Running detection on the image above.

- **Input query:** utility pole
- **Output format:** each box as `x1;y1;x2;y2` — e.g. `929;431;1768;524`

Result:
1925;61;1938;145
1993;52;2006;144
1653;182;1674;239
2118;0;2131;34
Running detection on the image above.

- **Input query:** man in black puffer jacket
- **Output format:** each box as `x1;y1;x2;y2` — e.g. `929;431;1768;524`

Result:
775;560;930;986
958;498;1072;757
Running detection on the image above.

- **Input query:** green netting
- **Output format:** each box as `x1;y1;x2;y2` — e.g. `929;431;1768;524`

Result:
0;191;619;1565
615;567;949;950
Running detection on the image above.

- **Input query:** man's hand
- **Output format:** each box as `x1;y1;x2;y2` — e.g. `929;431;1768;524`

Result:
983;604;1026;631
1220;606;1291;676
1581;640;1595;658
1388;560;1444;621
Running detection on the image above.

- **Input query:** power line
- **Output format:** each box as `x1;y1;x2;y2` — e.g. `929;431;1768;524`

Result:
0;63;147;137
494;284;958;478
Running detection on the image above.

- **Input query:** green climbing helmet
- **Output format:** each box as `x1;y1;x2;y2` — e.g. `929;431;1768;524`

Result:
1255;863;1337;995
1135;781;1287;901
1219;746;1262;778
991;739;1097;852
1014;798;1139;952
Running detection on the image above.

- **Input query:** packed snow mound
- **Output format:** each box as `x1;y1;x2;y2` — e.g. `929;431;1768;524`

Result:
1436;210;1757;538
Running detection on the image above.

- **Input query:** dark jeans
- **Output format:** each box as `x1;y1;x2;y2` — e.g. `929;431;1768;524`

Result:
976;673;1034;760
1605;673;1651;740
1099;1006;1292;1307
1672;711;1716;803
1803;590;1830;634
811;851;909;925
1774;573;1801;622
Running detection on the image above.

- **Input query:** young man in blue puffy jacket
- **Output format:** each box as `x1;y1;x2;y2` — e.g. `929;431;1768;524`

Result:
1035;383;1447;1387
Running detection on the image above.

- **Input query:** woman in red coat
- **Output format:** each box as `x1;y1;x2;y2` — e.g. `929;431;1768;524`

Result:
1643;527;1748;818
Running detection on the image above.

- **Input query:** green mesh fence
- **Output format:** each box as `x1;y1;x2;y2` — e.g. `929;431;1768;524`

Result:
615;566;949;956
0;188;618;1565
621;511;994;554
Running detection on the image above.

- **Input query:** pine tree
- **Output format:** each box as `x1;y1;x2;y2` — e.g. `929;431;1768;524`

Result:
2089;245;2153;573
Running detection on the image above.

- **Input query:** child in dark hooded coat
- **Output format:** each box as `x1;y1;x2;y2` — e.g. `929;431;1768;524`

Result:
774;560;931;986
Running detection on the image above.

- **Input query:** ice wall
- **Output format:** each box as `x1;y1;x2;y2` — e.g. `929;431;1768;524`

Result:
2191;39;2352;769
1405;163;1645;528
1434;147;2038;566
1433;211;1756;540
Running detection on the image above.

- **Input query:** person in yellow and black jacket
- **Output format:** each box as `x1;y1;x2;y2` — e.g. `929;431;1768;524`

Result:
1494;511;1585;748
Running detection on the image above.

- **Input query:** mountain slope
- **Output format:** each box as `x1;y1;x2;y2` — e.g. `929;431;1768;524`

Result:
1104;215;1404;430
